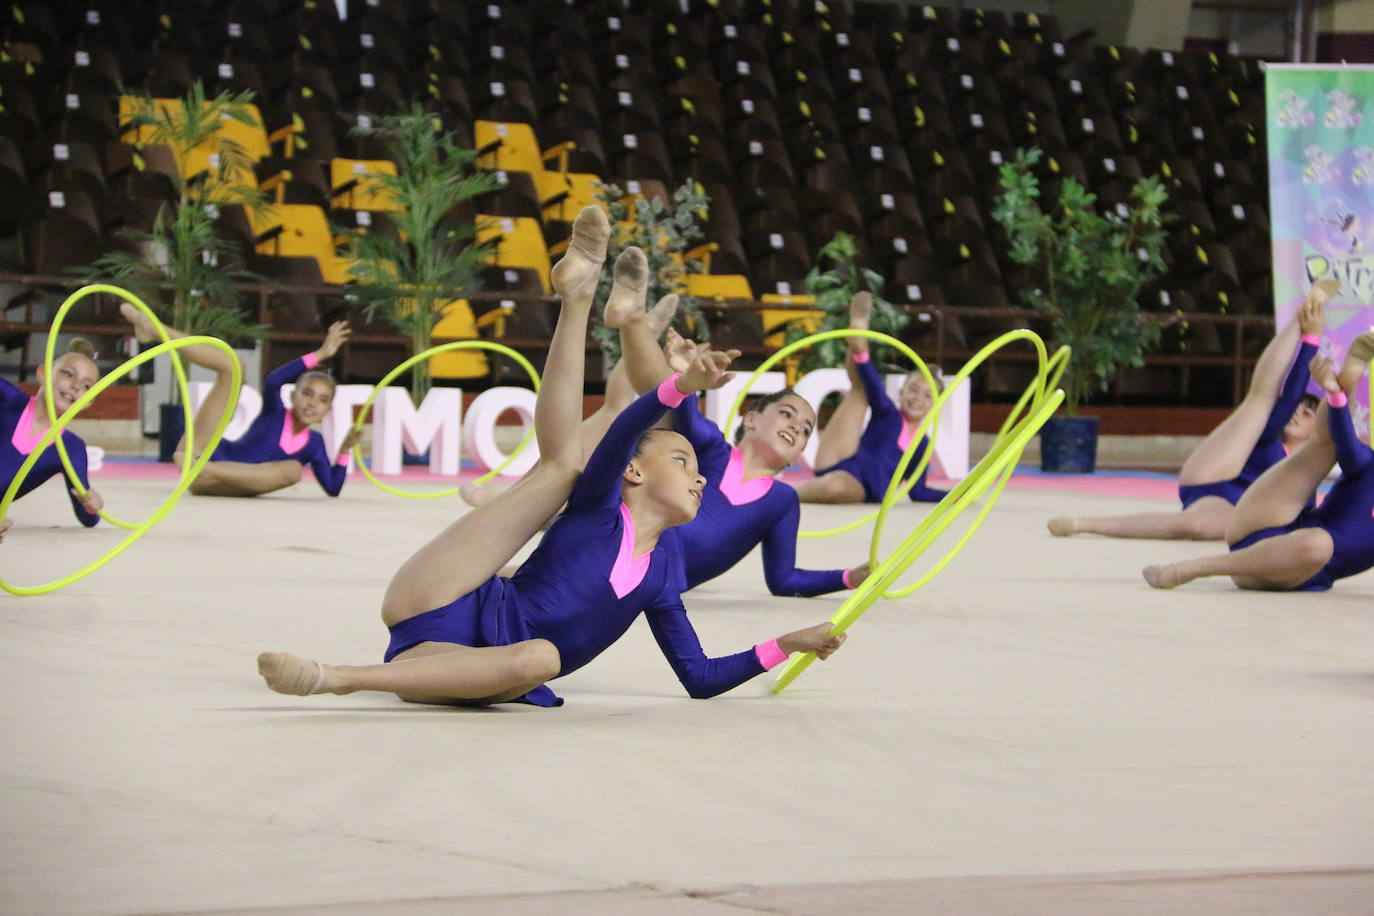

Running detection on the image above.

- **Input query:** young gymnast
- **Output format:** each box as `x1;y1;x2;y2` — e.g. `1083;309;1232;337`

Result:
1143;332;1374;591
1048;280;1336;540
120;309;359;497
792;292;946;505
612;303;872;596
257;207;845;707
0;338;104;526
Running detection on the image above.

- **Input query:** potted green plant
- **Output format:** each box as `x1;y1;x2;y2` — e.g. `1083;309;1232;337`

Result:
341;105;501;402
88;81;269;460
784;231;910;373
991;147;1168;472
590;180;711;367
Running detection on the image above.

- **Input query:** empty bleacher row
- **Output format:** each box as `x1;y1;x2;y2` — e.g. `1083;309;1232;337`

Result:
0;0;1277;397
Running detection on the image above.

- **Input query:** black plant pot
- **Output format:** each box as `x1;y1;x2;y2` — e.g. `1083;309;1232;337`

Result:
158;402;185;463
1040;415;1098;473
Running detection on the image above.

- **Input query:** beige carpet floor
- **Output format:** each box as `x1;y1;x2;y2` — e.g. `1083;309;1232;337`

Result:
2;475;1372;914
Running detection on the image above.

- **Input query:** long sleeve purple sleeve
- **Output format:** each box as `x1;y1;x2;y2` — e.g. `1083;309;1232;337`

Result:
63;433;99;527
760;492;849;596
304;438;349;497
646;600;767;698
1328;402;1373;476
1259;340;1318;444
569;381;685;514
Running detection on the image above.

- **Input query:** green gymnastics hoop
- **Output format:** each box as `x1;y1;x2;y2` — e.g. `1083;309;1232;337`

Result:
770;336;1070;694
351;340;542;499
43;284;200;530
2;335;242;596
722;329;942;546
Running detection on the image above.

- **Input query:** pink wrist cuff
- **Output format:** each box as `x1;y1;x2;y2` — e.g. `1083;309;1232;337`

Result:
852;350;871;364
842;568;855;588
755;639;789;670
301;352;320;370
336;452;353;467
1327;390;1348;408
657;372;689;408
1301;334;1320;346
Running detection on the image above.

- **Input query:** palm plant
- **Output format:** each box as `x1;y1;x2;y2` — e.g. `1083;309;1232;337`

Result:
341;104;501;399
87;82;269;400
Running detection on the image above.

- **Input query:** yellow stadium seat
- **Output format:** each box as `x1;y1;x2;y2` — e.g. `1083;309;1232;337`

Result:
330;158;401;210
119;97;266;195
429;299;491;379
477;215;551;293
250;203;354;284
538;171;604;223
759;294;821;349
474;120;575;178
684;274;754;300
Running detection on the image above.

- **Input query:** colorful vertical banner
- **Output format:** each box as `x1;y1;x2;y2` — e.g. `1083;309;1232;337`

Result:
1267;64;1374;432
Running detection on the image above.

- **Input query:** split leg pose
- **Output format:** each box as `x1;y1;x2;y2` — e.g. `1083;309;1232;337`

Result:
458;291;681;509
258;206;844;707
1143;331;1374;591
1049;280;1336;540
793;291;946;505
121;309;359;497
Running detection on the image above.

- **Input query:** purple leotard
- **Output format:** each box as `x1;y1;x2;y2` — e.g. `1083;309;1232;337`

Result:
1228;398;1374;591
0;379;98;526
1179;339;1317;509
813;354;947;503
384;379;778;706
671;395;849;596
210;353;350;496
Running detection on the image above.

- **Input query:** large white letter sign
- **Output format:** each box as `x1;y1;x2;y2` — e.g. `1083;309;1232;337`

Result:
462;387;539;477
372;387;463;475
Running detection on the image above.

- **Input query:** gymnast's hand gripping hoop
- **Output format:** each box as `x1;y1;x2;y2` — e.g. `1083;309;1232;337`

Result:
350;341;542;499
767;330;1069;694
3;284;242;595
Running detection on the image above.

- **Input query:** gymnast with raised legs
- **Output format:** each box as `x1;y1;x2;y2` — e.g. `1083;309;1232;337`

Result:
257;207;845;707
610;290;873;596
121;308;359;497
0;338;104;526
1143;330;1374;591
457;290;681;509
793;291;946;505
1048;280;1336;540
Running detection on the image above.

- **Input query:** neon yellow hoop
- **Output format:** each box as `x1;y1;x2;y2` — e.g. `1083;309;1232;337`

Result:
43;284;199;529
868;330;1064;573
2;335;242;596
722;329;942;547
351;341;542;499
770;334;1071;694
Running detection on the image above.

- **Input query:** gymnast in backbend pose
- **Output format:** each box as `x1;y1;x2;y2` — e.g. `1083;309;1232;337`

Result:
0;338;104;526
1048;280;1336;541
792;291;946;505
609;290;872;596
120;308;359;497
257;207;844;707
1143;331;1374;591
